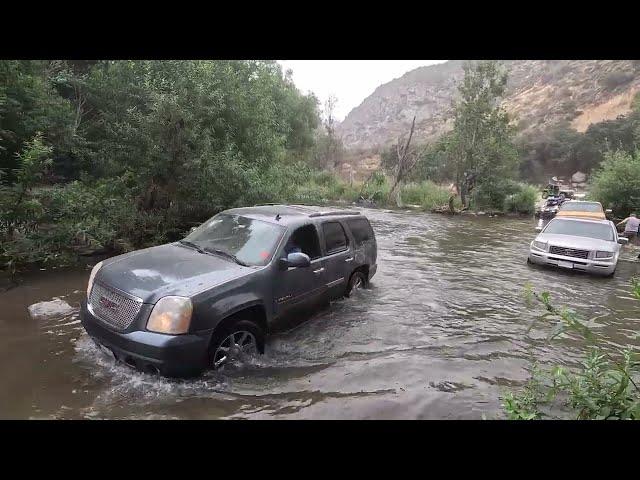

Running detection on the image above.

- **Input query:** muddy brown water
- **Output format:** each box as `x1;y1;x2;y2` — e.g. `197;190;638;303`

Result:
1;208;639;419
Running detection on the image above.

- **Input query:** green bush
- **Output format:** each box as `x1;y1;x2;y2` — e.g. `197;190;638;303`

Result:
359;171;390;203
400;181;454;210
503;183;538;214
590;149;640;217
290;170;359;205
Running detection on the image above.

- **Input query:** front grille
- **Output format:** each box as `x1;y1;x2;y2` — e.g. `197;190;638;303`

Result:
88;283;142;331
549;245;590;259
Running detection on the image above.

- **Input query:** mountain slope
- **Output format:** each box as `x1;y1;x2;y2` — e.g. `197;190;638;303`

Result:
336;60;640;152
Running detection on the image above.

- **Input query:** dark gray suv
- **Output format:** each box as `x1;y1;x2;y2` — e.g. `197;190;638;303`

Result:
80;204;377;377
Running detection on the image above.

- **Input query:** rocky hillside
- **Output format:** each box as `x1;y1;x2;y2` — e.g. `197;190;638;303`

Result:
337;60;640;152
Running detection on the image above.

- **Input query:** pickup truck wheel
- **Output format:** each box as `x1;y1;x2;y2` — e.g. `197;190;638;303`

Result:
209;319;265;370
345;271;367;297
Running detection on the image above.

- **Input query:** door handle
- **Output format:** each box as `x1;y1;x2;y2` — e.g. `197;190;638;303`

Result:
313;268;325;274
345;257;354;262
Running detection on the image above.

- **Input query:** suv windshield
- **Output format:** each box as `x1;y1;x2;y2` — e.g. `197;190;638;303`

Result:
183;214;285;266
559;202;601;212
543;219;614;241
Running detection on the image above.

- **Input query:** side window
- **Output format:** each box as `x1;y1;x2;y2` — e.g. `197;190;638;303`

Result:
284;224;321;260
346;218;374;246
322;222;349;254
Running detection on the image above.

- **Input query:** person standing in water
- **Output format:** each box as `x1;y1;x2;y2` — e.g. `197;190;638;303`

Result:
617;213;640;258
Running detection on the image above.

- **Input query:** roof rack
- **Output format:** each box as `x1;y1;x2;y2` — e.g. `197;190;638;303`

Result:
308;210;361;218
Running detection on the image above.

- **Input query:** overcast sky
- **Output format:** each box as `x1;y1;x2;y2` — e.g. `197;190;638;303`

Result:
278;60;448;121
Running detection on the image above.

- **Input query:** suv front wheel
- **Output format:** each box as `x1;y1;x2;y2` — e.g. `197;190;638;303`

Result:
208;319;265;370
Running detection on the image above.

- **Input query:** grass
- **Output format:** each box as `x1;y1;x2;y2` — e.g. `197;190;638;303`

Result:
400;181;458;210
289;170;533;215
503;183;538;215
289;172;456;211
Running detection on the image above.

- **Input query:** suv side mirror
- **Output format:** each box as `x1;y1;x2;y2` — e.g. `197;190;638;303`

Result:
279;252;311;270
618;237;629;245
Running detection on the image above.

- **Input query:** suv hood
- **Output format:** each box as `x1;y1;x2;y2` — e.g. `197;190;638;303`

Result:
96;243;252;303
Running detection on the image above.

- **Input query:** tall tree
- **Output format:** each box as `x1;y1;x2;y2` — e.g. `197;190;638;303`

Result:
322;94;343;169
387;116;422;206
447;61;517;209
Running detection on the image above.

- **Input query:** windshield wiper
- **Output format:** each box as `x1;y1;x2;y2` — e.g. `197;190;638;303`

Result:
204;247;250;267
178;240;206;254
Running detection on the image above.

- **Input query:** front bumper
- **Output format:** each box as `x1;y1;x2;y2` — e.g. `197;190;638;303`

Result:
80;300;211;377
528;249;616;275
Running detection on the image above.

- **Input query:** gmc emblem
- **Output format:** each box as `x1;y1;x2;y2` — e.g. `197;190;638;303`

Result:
99;296;119;312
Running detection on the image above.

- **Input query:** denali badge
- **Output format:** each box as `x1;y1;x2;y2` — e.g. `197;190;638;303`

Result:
99;296;119;312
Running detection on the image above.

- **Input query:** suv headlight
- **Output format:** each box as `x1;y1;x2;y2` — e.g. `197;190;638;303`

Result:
532;240;548;252
87;261;103;297
595;251;614;259
147;296;193;334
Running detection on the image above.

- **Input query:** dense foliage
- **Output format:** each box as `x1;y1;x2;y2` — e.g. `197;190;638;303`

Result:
0;60;323;272
590;149;640;217
2;60;639;272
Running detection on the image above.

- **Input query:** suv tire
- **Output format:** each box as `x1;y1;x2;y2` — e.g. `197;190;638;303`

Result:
208;319;265;370
345;270;367;297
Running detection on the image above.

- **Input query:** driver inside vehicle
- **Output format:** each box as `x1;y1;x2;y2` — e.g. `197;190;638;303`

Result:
285;240;302;255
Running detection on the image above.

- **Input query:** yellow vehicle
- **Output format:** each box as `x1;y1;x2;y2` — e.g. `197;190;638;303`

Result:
556;201;610;220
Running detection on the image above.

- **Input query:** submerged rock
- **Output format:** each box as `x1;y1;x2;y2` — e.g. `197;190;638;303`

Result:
28;298;76;320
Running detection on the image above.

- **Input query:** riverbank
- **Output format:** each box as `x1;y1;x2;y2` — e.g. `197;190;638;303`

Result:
1;177;538;280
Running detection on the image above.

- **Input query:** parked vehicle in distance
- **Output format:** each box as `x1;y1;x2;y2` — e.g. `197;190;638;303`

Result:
556;200;610;220
80;205;377;377
528;217;627;276
535;195;568;220
541;179;575;200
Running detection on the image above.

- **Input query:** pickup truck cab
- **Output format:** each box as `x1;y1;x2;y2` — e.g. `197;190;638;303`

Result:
80;205;377;377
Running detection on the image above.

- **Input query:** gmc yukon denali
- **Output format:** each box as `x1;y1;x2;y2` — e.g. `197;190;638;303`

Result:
80;205;377;377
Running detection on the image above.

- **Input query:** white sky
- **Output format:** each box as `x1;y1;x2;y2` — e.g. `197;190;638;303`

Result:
278;60;448;121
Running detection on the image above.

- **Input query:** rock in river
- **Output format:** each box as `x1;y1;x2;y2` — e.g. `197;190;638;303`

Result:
28;298;76;320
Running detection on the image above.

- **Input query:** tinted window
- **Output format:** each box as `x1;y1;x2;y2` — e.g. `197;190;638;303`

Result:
322;222;348;254
284;224;322;260
347;218;374;245
184;214;285;266
543;219;614;241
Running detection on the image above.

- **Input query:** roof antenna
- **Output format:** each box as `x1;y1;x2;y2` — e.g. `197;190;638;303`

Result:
275;214;281;221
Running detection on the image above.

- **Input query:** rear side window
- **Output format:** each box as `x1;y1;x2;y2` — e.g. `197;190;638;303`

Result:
322;222;349;254
347;218;374;246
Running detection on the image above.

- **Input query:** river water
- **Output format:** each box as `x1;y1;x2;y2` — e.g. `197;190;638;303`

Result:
1;208;639;419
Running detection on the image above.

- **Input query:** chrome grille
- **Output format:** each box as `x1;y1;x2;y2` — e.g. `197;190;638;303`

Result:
88;283;142;331
549;245;590;259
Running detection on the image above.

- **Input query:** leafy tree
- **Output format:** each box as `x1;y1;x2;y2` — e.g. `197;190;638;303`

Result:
0;61;74;179
0;133;52;237
0;60;323;272
590;149;640;217
446;61;518;209
313;95;343;169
